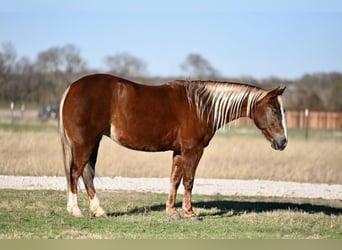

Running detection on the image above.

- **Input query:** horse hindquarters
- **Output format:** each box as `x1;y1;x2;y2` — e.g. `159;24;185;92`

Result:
60;86;107;217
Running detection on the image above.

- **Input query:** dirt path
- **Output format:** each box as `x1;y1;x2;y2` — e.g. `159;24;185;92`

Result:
0;175;341;200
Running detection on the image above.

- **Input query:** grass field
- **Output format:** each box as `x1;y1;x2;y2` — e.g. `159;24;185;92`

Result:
0;124;341;239
0;123;341;184
0;190;341;239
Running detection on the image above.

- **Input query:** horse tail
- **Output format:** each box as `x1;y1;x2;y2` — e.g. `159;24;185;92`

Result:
59;86;73;192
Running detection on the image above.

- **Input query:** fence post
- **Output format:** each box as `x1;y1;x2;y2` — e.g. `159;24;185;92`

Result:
304;108;309;140
21;103;25;121
10;102;14;124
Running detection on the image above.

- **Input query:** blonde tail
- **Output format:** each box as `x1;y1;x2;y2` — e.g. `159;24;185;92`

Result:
59;86;72;192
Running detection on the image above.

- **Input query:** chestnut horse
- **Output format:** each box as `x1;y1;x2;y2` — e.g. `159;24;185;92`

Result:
59;74;287;220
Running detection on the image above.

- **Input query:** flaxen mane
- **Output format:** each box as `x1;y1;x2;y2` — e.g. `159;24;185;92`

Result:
179;80;267;130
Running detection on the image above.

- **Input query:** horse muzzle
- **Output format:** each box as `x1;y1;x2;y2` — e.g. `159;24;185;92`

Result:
271;138;288;151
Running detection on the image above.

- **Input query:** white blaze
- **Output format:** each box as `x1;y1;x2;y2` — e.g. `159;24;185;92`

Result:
278;96;287;140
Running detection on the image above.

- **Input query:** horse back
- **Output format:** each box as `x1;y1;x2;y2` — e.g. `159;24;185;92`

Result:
108;76;192;151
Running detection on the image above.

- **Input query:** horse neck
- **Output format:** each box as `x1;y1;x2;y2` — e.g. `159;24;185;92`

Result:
185;81;267;131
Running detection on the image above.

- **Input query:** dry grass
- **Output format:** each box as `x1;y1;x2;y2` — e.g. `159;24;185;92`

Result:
0;129;341;184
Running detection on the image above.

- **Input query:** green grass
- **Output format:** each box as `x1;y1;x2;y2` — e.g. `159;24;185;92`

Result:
0;190;341;239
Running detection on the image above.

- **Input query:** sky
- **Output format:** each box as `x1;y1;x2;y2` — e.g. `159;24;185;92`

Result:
1;0;342;79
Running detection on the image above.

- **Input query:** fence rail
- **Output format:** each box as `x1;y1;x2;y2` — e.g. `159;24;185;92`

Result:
286;110;342;129
236;110;342;130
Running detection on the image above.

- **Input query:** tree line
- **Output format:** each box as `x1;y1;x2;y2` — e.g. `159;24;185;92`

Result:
0;42;341;111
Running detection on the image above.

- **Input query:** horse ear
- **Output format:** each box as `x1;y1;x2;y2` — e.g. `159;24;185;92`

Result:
278;86;286;95
266;86;286;99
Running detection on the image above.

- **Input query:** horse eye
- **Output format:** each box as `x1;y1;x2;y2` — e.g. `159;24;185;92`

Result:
273;109;280;115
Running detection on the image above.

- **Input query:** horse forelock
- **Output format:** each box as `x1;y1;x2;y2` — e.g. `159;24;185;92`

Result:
183;81;267;130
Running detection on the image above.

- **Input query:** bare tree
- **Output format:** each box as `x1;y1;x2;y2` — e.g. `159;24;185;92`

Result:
62;44;87;74
35;44;85;74
35;46;61;73
0;42;18;102
0;42;17;74
104;52;147;78
34;44;87;105
180;53;219;79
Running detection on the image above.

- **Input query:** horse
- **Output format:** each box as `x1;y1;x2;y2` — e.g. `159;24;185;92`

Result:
59;74;287;220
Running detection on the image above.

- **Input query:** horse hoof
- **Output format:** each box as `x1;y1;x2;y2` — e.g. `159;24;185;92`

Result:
190;216;201;223
72;210;84;218
185;215;201;222
169;213;182;221
68;206;84;217
95;212;108;218
92;207;107;218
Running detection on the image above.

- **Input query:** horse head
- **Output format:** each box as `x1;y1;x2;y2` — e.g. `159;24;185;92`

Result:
252;87;288;151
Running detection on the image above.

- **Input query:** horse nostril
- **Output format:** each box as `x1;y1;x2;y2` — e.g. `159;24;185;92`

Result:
280;138;288;150
283;138;288;145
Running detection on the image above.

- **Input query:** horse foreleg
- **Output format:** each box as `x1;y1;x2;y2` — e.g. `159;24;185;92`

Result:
181;148;203;221
166;152;183;220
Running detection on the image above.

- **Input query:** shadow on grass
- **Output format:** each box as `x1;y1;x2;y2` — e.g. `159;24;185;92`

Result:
107;199;342;218
192;200;342;218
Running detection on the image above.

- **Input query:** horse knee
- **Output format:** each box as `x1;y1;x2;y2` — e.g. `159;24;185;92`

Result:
183;176;194;191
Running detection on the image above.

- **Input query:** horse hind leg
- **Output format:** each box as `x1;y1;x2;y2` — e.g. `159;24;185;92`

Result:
67;142;100;217
82;140;107;218
67;158;84;217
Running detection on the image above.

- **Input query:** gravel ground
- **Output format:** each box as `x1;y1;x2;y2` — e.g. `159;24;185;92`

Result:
0;175;341;200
